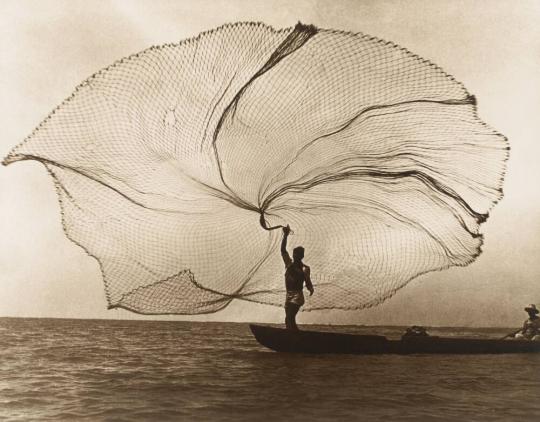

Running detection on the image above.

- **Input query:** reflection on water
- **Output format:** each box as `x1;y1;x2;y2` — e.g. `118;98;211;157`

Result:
1;318;539;421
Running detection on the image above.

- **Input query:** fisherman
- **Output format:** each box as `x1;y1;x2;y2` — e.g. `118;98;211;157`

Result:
281;225;314;330
514;304;540;341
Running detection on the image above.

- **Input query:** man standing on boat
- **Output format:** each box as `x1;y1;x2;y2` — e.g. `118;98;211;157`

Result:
515;304;540;341
281;225;314;330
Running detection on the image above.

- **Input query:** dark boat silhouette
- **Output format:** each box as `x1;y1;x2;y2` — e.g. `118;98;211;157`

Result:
250;324;540;355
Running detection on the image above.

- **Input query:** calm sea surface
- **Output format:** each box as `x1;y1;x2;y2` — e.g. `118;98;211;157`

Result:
1;318;539;421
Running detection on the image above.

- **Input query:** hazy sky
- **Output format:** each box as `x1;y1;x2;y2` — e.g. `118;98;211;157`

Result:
1;0;539;327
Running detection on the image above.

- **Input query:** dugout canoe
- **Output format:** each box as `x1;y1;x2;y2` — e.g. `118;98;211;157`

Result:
249;324;540;355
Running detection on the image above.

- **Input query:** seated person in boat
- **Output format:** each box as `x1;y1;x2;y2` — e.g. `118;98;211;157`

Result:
402;325;429;339
514;304;540;341
281;225;314;330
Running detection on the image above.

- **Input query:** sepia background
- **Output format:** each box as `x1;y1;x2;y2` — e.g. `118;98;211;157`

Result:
1;0;539;327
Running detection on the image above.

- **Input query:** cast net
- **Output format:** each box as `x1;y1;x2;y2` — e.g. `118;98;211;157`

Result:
3;23;508;314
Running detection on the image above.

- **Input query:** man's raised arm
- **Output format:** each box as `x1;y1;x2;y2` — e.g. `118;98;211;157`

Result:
281;225;292;266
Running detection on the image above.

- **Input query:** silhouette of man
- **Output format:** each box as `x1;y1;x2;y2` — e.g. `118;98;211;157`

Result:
281;225;314;330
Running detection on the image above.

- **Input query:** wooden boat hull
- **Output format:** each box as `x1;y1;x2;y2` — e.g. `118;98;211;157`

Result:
250;324;540;355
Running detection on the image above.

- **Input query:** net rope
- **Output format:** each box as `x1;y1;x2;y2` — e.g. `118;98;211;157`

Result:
3;22;508;314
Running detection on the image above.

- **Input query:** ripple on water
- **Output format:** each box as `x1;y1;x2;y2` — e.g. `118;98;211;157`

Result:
1;318;539;421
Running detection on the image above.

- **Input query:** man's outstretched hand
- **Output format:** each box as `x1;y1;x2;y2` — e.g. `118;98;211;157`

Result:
283;225;291;236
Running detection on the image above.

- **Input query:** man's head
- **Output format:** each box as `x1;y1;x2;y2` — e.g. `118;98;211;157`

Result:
293;246;305;262
525;304;539;318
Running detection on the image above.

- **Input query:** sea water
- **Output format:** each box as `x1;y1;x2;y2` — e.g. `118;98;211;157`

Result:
1;318;539;421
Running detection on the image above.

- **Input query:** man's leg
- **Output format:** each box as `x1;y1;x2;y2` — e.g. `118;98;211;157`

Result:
291;304;300;330
285;303;294;329
286;303;300;330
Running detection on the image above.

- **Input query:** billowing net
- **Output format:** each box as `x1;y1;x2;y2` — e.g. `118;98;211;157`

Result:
3;23;508;314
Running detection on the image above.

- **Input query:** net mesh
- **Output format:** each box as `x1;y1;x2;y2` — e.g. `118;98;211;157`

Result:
3;22;508;314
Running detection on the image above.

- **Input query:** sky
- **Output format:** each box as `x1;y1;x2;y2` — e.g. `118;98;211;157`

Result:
1;0;539;327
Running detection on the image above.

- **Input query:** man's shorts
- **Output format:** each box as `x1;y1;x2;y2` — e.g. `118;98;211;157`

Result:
285;290;305;307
